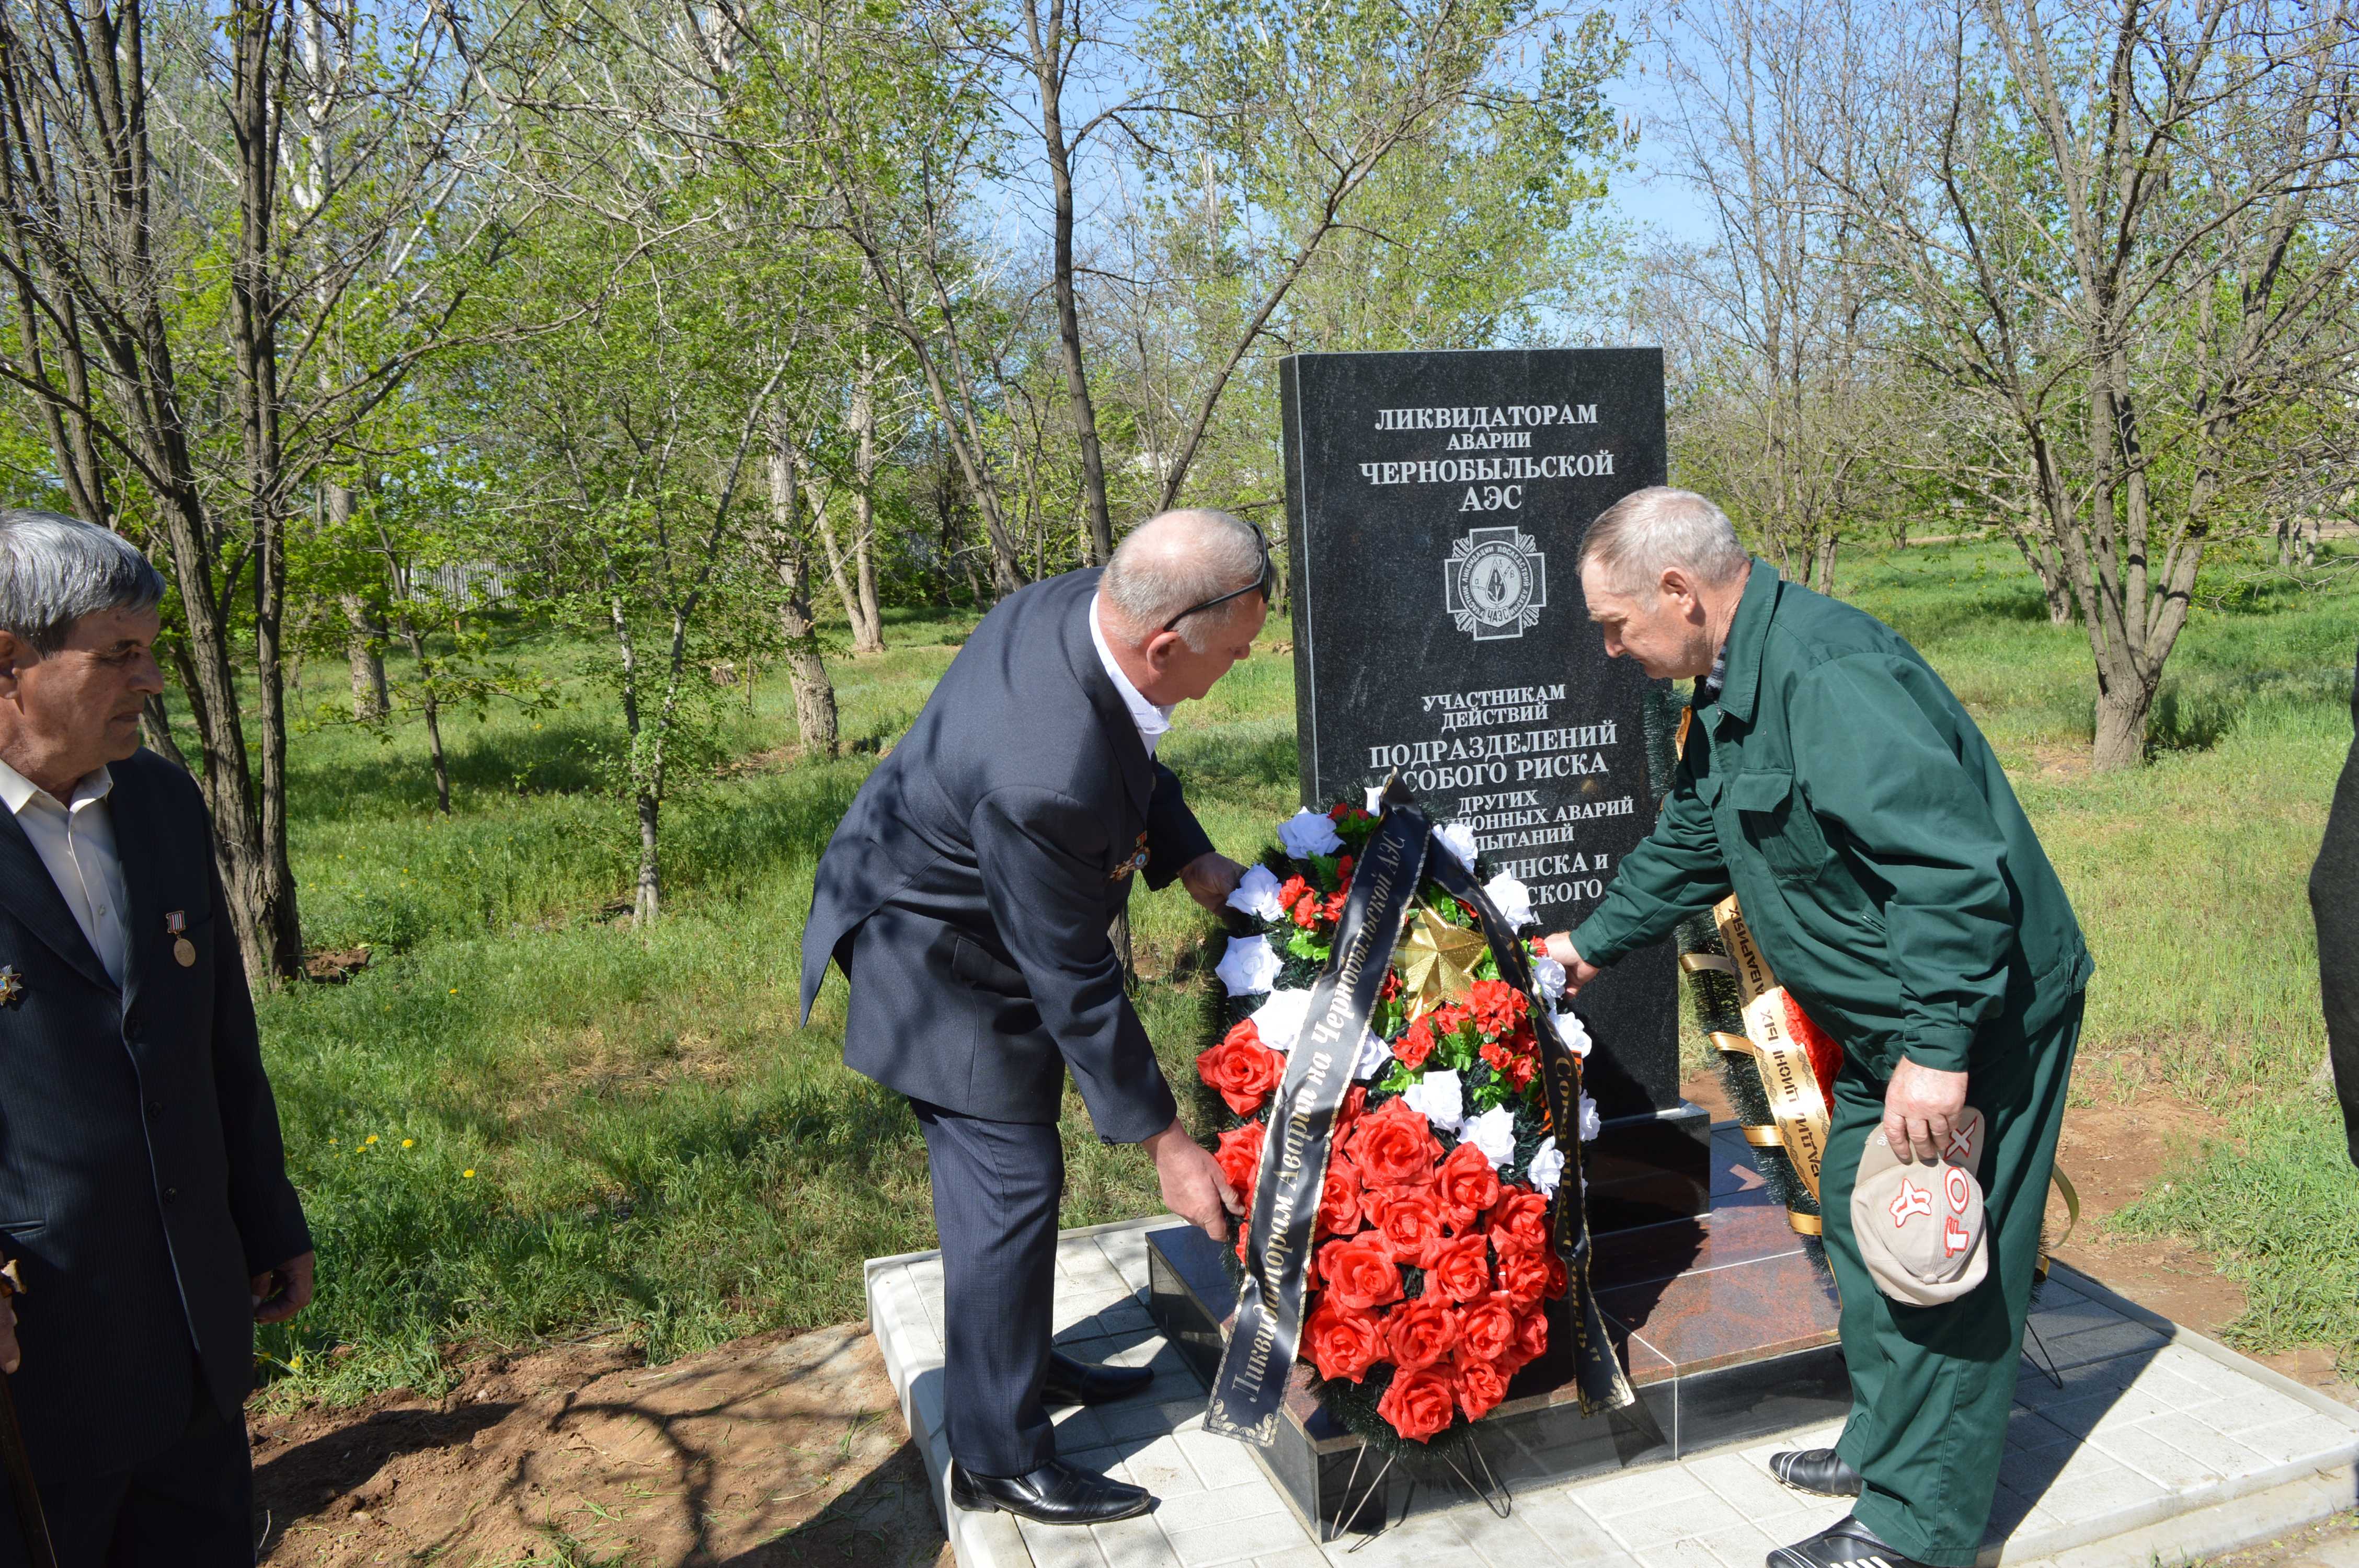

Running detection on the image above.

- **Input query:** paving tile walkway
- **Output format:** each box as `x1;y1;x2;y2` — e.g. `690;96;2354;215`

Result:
867;1217;2359;1568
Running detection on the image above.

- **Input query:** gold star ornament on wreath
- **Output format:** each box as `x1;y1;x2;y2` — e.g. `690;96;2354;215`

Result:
1392;907;1488;1011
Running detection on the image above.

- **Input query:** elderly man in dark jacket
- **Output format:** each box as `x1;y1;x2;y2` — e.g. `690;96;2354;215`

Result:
1545;489;2088;1568
0;510;313;1566
800;509;1265;1526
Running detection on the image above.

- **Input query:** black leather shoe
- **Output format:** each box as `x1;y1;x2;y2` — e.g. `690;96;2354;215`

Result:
949;1460;1154;1525
1768;1448;1863;1498
1767;1517;1935;1568
1041;1352;1154;1407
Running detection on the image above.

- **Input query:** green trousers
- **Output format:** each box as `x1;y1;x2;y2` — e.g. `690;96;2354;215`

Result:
1820;996;2082;1566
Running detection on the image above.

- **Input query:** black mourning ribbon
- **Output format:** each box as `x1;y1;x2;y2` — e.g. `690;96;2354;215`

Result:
1205;780;1634;1447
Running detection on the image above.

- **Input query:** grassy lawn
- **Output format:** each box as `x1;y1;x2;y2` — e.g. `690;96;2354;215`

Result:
241;541;2359;1404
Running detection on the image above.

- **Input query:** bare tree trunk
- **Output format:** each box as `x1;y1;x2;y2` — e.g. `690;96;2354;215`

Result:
764;417;839;757
635;788;661;925
1813;533;1838;596
1021;0;1116;565
847;362;885;652
340;592;390;719
2093;680;2155;772
140;691;187;770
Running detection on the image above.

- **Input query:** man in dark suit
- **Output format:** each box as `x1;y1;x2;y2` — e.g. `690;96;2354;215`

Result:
2315;636;2359;1168
0;510;313;1565
800;509;1265;1526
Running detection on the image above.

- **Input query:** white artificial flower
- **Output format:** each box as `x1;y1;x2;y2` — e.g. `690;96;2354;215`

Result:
1350;1027;1392;1081
1434;821;1479;869
1578;1092;1602;1143
1278;809;1345;860
1483;871;1535;930
1553;1007;1593;1058
1532;953;1568;1002
1216;935;1281;997
1363;785;1387;816
1249;987;1315;1051
1528;1135;1564;1197
1463;1104;1518;1168
1402;1069;1465;1135
1226;863;1287;921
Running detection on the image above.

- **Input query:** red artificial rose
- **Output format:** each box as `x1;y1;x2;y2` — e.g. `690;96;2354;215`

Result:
1495;1246;1552;1304
1428;1002;1470;1037
1278;874;1310;908
1506;1055;1537;1092
1480;1039;1513;1074
1215;1123;1265;1206
1459;1294;1519;1363
1427;1232;1493;1303
1317;1161;1363;1238
1470;978;1528;1036
1506;1304;1550;1371
1488;1186;1551;1255
1336;1085;1368;1127
1376;1367;1459;1442
1393;1021;1437;1071
1291;894;1323;930
1317;1235;1404;1312
1337;855;1355;880
1436;1140;1501;1222
1198;1021;1286;1116
1543;1248;1568;1299
1379;969;1402;1002
1364;1185;1448;1267
1450;1350;1511;1421
1327;801;1350;822
1304;1299;1386;1383
1322;889;1348;923
1347;1099;1444;1187
1384;1295;1462;1371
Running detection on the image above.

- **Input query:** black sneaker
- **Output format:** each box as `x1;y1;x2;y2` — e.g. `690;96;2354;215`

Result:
1768;1448;1863;1498
1767;1517;1936;1568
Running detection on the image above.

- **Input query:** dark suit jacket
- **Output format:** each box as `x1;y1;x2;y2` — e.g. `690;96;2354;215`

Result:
798;569;1216;1143
0;747;310;1479
2314;638;2359;1167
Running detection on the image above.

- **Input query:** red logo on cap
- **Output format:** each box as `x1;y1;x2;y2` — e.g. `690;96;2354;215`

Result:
1944;1167;1972;1214
1944;1116;1977;1163
1887;1181;1933;1228
1943;1214;1971;1257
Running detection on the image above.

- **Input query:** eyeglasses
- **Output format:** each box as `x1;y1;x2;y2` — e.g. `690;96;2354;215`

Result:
1161;523;1274;632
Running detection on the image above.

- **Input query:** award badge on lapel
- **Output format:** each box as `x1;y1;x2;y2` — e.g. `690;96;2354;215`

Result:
165;912;195;968
0;966;20;1006
1108;831;1150;883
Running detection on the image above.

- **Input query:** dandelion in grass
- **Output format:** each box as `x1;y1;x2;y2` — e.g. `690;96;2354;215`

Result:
364;1135;378;1146
462;1169;476;1179
401;1139;414;1148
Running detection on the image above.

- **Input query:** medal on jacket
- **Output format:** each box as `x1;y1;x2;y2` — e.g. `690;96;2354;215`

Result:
166;910;194;967
1108;831;1150;883
0;966;21;1005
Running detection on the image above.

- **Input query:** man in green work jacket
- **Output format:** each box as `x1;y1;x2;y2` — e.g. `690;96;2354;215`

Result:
1542;487;2091;1568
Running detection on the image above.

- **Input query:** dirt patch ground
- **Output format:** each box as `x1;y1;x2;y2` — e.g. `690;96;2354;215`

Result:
252;1324;953;1568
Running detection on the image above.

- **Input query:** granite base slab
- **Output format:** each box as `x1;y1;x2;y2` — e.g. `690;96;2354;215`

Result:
1147;1123;1847;1530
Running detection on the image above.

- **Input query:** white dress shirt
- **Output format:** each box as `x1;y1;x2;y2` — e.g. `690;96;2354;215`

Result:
1089;596;1175;756
0;756;130;986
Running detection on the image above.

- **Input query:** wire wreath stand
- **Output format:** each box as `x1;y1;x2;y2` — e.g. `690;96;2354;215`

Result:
1322;1420;1515;1548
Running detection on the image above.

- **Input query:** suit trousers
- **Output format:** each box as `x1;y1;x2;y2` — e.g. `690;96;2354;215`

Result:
912;1099;1065;1478
0;1368;253;1568
1823;996;2081;1567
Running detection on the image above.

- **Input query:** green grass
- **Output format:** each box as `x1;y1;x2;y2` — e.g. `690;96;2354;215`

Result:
242;541;2359;1402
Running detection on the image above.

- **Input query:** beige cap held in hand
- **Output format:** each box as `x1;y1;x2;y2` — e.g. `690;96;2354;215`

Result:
1850;1105;1989;1307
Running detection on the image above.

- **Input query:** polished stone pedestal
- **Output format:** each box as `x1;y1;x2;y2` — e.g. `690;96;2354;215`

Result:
1587;1099;1713;1232
1146;1123;1847;1531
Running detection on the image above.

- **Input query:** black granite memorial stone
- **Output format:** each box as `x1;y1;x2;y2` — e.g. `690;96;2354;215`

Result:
1279;348;1707;1228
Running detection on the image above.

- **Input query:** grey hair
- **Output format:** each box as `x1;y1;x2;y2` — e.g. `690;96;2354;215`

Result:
1578;487;1750;597
0;510;166;653
1101;508;1267;652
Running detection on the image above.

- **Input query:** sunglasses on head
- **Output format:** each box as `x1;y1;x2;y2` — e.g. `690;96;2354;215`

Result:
1161;522;1274;632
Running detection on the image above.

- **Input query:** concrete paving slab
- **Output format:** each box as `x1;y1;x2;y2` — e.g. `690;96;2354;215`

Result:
866;1219;2359;1568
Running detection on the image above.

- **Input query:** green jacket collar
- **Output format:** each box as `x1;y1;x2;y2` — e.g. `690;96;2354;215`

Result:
1706;558;1780;724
